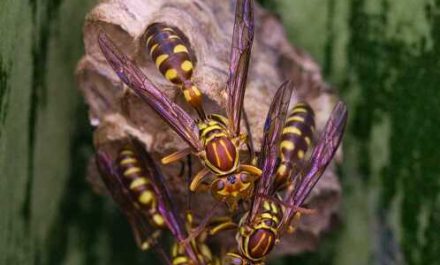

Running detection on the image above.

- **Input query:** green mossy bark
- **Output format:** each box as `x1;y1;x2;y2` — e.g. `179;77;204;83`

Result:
1;0;439;265
276;1;440;265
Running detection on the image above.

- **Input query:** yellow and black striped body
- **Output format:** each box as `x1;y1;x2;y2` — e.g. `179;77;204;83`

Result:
171;214;221;265
144;23;204;118
232;199;283;264
274;102;315;191
171;240;220;265
117;145;166;229
197;114;239;175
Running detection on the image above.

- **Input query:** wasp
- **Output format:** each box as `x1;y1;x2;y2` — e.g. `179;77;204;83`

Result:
223;83;348;264
97;0;262;208
272;102;315;191
143;23;205;120
170;212;223;265
95;139;203;265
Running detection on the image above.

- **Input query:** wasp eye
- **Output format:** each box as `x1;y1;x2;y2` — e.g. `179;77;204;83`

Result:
216;180;225;191
240;174;250;183
264;219;273;226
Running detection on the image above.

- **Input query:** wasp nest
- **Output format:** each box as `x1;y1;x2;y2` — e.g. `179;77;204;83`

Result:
76;0;342;259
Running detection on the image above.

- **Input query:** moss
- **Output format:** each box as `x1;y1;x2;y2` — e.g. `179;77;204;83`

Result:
275;0;440;264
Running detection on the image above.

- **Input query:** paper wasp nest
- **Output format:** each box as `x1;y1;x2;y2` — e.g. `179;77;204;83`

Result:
76;0;342;259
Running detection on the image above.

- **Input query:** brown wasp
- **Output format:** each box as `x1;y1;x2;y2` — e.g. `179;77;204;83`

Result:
222;84;348;264
170;212;224;265
97;0;262;208
95;139;204;265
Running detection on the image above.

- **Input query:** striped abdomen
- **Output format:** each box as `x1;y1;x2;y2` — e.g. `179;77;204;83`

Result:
117;145;166;229
144;23;204;118
274;102;315;191
171;241;218;265
171;213;219;265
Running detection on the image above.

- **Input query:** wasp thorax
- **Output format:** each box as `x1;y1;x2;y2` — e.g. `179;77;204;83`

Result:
239;173;251;184
205;136;238;173
245;229;276;260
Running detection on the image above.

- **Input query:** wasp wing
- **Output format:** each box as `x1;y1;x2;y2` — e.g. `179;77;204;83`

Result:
226;0;255;136
95;150;160;250
129;139;203;264
247;80;294;221
281;101;348;226
98;32;202;152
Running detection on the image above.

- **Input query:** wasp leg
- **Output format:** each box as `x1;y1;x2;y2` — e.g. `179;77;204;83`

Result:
195;182;211;192
287;212;302;234
208;216;238;236
180;201;224;246
161;147;192;164
189;168;211;192
238;164;262;176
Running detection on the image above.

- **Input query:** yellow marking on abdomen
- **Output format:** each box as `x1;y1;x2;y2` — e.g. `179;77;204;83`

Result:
165;69;177;80
280;141;295;151
124;167;141;176
277;164;287;176
173;44;189;53
287;115;305;123
120;150;134;156
152;214;165;227
130;178;148;189
149;43;159;55
141;241;150;250
298;150;305;159
292;107;308;114
139;190;154;204
282;126;302;136
146;35;153;46
155;54;169;67
305;136;311;146
181;60;193;72
168;35;180;40
120;157;136;165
